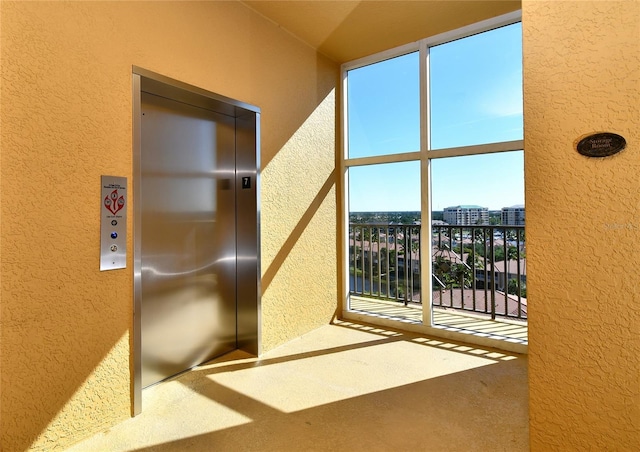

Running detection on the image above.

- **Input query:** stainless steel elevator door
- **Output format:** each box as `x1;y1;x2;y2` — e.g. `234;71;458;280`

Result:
140;92;237;388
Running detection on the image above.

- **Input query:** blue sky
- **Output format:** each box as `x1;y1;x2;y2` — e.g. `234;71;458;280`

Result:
347;22;523;212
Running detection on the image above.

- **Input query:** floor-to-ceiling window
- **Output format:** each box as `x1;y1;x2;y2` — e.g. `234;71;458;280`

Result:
346;49;423;322
342;12;525;345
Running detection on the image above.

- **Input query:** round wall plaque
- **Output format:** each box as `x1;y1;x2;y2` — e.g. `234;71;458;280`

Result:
576;132;626;158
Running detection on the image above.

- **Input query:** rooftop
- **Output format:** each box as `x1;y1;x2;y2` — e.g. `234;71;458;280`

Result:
445;205;487;210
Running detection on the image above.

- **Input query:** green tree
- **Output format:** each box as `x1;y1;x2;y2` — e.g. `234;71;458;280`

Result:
433;256;472;289
465;252;483;269
361;226;379;243
492;245;519;262
388;249;397;270
508;279;527;298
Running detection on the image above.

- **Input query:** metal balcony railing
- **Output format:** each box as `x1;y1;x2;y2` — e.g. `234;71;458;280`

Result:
349;223;527;321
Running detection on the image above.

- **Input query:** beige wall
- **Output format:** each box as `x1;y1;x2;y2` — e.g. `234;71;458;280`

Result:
0;1;338;450
6;0;638;450
523;1;639;449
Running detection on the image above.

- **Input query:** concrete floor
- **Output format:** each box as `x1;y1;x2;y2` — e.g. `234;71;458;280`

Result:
349;296;528;345
67;320;529;452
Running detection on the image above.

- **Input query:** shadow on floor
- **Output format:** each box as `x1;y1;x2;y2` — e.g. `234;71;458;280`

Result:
69;320;528;452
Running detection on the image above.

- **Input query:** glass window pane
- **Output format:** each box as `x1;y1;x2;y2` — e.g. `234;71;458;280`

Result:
348;162;422;321
430;151;526;322
429;23;523;149
347;52;420;158
349;162;420;213
431;151;524;214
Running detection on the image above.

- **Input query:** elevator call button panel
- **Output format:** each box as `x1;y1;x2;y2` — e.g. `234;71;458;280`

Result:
100;176;127;271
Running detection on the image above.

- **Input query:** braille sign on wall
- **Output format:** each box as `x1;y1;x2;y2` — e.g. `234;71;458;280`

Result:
100;175;127;271
576;132;626;158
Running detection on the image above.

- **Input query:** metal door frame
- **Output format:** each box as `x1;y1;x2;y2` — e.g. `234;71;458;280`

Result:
132;67;261;415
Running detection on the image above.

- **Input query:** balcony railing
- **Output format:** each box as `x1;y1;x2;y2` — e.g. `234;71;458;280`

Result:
349;223;526;321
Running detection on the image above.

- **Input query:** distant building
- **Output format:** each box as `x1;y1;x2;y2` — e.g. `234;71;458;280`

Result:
443;205;489;225
501;204;525;225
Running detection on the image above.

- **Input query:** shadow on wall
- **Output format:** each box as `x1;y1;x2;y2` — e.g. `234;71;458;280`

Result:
2;37;337;452
1;3;339;451
257;82;339;351
260;54;338;171
261;169;337;294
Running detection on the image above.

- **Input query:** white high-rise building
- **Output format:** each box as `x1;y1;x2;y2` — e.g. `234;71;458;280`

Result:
501;204;525;225
443;205;489;225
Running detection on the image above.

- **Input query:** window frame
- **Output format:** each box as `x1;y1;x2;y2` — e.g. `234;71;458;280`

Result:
340;10;524;329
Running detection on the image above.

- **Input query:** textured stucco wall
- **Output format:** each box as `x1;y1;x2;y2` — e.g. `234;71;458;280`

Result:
523;1;640;450
261;91;338;351
0;1;337;451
